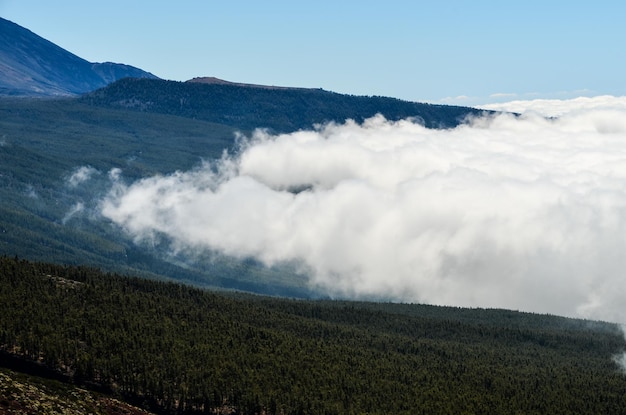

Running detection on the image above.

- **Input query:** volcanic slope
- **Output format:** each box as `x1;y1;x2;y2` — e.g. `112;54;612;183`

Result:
0;17;157;96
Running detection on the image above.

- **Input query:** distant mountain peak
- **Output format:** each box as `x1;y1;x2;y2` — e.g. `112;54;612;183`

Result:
0;17;158;97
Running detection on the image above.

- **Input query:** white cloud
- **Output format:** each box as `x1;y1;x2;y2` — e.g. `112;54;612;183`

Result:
489;92;517;99
67;166;99;187
101;96;626;323
480;95;626;117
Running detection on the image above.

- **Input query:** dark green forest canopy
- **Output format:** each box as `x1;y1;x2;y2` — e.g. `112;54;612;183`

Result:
80;78;489;131
1;256;626;415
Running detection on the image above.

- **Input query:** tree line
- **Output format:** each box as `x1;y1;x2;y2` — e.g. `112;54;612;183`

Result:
1;256;626;414
80;78;487;132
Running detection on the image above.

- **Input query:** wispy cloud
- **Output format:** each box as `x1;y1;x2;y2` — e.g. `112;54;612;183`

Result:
67;166;99;188
101;96;626;323
437;95;472;105
489;92;517;99
62;202;85;225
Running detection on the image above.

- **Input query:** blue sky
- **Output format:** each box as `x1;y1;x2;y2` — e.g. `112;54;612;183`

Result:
2;0;625;105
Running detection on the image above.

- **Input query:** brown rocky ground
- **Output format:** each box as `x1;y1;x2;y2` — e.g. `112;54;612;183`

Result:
0;368;154;415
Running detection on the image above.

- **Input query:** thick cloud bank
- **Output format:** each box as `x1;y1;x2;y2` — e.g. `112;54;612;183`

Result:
481;95;626;118
101;96;626;322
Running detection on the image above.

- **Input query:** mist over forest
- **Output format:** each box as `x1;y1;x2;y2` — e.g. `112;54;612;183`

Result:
99;96;626;323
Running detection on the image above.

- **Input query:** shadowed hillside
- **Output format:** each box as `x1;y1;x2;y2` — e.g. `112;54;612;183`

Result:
0;97;313;297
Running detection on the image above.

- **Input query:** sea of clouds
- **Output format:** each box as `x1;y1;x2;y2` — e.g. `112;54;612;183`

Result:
99;95;626;323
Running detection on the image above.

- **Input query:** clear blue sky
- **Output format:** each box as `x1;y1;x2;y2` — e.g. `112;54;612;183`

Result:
2;0;625;105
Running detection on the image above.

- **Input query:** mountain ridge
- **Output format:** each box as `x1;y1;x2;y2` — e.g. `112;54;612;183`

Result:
186;76;321;91
81;77;487;131
0;17;158;96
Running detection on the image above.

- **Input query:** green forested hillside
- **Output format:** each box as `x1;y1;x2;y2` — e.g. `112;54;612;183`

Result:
1;256;625;415
80;78;487;132
0;97;312;297
0;84;486;298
